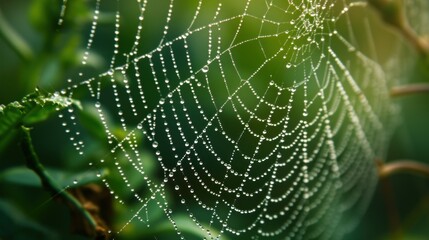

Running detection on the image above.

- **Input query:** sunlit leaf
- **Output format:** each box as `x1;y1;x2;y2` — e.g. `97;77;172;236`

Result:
0;89;79;151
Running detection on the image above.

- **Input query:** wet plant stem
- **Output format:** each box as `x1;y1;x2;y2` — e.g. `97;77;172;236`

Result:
20;126;97;237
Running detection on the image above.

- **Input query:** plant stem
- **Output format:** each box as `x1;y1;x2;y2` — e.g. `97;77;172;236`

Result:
390;83;429;97
398;22;429;56
379;177;402;240
379;159;429;178
0;9;34;61
19;126;97;237
368;0;429;56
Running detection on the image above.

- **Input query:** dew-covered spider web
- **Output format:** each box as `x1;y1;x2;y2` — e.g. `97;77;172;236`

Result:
54;0;415;239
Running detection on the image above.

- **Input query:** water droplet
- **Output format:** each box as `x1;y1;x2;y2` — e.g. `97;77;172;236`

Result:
286;63;292;68
152;141;158;148
175;185;180;191
73;180;78;184
137;123;143;129
202;65;209;73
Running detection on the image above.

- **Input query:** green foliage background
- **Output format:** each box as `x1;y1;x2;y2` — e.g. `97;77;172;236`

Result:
0;0;429;239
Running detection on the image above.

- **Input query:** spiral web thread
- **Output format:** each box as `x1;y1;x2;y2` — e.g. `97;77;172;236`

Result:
56;0;401;239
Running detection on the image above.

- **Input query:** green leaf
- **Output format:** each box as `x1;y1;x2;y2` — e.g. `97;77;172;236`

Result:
56;168;109;188
78;102;107;143
22;91;80;125
0;9;34;61
0;89;79;151
136;215;228;239
0;166;108;188
0;167;41;187
29;0;61;34
0;198;57;239
171;215;226;239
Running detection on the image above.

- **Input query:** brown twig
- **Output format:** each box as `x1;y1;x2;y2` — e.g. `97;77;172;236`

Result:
368;0;429;56
390;83;429;97
398;22;429;56
378;159;429;178
379;177;403;240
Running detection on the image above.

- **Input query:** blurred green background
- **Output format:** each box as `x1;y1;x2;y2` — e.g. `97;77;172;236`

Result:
0;0;429;239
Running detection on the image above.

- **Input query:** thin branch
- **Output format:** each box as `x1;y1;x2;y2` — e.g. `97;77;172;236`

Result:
0;9;34;61
379;178;403;240
398;22;429;57
368;0;429;56
391;83;429;97
19;126;97;237
378;159;429;178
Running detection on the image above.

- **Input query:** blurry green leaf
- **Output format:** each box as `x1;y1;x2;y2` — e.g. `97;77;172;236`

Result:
62;0;90;27
59;168;109;188
170;215;226;239
59;35;106;69
0;199;57;239
112;125;144;144
125;151;158;188
0;166;108;188
78;103;107;142
0;89;79;151
77;101;140;145
58;35;81;66
38;58;61;88
108;151;157;198
135;215;227;239
76;50;106;69
28;0;60;34
0;167;41;187
29;0;90;33
0;9;34;61
97;12;117;24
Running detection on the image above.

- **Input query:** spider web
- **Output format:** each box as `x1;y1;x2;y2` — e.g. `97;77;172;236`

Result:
55;0;404;239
